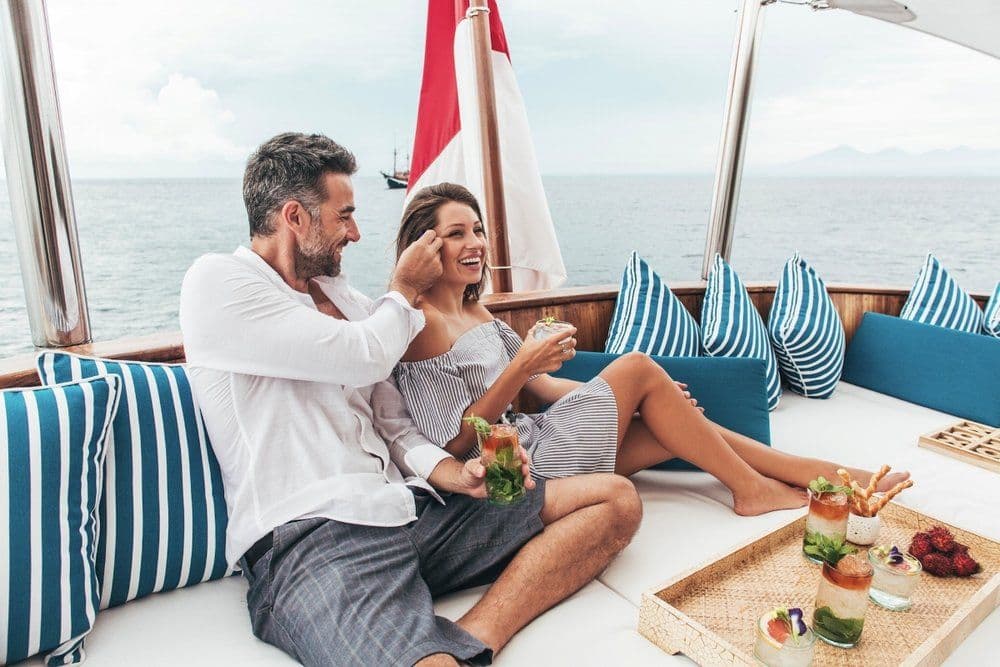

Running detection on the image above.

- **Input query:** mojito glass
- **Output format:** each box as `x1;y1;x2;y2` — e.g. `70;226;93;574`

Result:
813;554;873;648
803;490;850;563
480;424;526;505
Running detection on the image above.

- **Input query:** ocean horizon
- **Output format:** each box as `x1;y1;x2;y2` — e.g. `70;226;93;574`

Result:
2;174;997;357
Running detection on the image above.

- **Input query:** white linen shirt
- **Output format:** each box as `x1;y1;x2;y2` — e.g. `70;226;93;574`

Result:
179;246;451;566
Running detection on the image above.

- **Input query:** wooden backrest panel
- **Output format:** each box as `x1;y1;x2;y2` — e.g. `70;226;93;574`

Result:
0;284;990;390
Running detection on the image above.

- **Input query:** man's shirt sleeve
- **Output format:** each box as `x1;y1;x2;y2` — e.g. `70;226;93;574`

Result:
371;377;451;480
179;255;424;388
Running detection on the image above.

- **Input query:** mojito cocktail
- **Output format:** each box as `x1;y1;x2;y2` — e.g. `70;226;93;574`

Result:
533;317;574;341
803;477;852;564
813;553;873;648
478;422;526;505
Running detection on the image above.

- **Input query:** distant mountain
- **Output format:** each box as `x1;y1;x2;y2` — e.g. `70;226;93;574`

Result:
755;145;1000;176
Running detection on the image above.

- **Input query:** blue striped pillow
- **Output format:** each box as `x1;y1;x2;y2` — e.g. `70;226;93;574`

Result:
768;254;845;398
605;252;701;356
36;353;231;610
899;254;983;333
701;254;781;410
984;283;1000;339
2;376;120;666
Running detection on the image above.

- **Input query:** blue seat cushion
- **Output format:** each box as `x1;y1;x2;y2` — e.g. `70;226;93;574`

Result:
842;312;1000;427
553;351;771;471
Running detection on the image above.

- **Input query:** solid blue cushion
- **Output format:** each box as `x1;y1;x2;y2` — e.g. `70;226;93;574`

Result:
984;282;1000;339
899;254;983;333
2;376;120;665
36;352;231;610
553;351;771;471
605;251;701;356
768;254;845;398
842;313;1000;427
702;254;782;409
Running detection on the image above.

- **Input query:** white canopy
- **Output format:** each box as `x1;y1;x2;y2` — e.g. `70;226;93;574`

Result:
825;0;1000;59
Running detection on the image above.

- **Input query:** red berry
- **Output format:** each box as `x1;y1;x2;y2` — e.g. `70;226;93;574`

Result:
951;551;981;577
921;552;954;577
953;542;969;554
909;534;933;559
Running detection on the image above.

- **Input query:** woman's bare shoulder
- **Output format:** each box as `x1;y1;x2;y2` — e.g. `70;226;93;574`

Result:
467;302;495;324
402;304;453;362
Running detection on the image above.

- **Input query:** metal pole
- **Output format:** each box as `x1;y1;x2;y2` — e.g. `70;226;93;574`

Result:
466;0;512;293
0;0;90;347
702;0;770;279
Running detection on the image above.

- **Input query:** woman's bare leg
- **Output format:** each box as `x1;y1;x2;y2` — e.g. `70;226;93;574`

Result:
712;424;910;491
600;353;806;516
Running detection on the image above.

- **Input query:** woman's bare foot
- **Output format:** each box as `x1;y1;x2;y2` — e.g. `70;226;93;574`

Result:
733;477;808;516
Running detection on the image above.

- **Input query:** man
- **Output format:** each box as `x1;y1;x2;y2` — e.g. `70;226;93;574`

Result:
179;132;641;666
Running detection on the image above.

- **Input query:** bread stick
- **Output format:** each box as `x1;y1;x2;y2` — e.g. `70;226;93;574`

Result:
870;479;914;515
836;468;852;488
866;464;890;497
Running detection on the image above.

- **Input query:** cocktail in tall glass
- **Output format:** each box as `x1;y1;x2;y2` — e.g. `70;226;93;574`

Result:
465;416;526;505
803;477;852;564
813;553;873;648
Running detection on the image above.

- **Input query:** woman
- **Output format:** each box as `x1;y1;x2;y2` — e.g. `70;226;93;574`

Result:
393;183;907;516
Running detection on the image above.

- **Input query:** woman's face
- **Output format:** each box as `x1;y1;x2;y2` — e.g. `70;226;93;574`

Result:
432;201;487;289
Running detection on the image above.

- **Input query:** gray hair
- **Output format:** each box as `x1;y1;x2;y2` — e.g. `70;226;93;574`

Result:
243;132;358;237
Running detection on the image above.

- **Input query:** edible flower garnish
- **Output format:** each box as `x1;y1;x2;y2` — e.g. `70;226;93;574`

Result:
888;546;905;565
462;415;492;438
808;475;853;496
774;607;807;646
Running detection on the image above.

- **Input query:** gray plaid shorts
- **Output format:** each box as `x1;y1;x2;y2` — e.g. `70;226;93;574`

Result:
242;481;546;666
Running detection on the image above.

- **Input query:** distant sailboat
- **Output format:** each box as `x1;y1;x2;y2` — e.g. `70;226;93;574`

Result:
381;146;409;189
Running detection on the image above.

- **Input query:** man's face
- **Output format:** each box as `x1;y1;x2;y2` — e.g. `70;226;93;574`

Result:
294;172;360;280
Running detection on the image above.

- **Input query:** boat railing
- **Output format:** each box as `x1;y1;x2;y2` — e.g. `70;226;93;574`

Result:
1;282;990;391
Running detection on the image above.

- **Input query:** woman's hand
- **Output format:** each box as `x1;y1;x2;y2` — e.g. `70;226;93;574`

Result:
674;381;704;412
454;446;536;498
512;324;578;377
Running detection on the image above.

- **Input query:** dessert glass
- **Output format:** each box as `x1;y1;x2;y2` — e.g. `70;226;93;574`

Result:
753;608;816;666
868;545;922;611
812;554;874;648
803;490;850;563
479;423;525;506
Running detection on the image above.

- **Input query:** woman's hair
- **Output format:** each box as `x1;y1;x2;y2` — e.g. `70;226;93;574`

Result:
395;182;487;302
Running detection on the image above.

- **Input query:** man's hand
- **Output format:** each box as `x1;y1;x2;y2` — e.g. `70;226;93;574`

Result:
391;229;443;305
428;446;536;497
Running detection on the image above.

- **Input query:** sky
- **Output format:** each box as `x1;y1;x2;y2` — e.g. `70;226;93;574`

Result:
37;0;1000;178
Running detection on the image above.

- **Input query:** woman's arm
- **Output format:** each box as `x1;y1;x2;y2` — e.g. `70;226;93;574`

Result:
443;357;534;457
443;321;578;457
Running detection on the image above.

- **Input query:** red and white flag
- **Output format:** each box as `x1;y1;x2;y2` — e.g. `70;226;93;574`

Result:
408;0;566;291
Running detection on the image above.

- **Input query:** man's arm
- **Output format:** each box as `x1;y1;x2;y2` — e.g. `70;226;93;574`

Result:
180;255;422;388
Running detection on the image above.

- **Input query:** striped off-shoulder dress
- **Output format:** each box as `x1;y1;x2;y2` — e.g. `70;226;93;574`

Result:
394;319;620;479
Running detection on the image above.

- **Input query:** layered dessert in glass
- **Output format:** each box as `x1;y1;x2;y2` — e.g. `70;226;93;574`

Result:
753;607;816;666
868;545;922;611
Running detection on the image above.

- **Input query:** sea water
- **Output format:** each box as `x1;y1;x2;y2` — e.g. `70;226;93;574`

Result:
1;175;997;356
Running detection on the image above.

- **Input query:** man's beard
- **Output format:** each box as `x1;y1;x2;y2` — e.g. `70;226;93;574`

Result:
294;225;343;280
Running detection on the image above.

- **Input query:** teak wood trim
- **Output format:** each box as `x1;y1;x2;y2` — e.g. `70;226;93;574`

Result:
1;283;992;390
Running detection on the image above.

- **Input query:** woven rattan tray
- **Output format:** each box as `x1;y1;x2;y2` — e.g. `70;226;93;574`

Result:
638;503;1000;666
